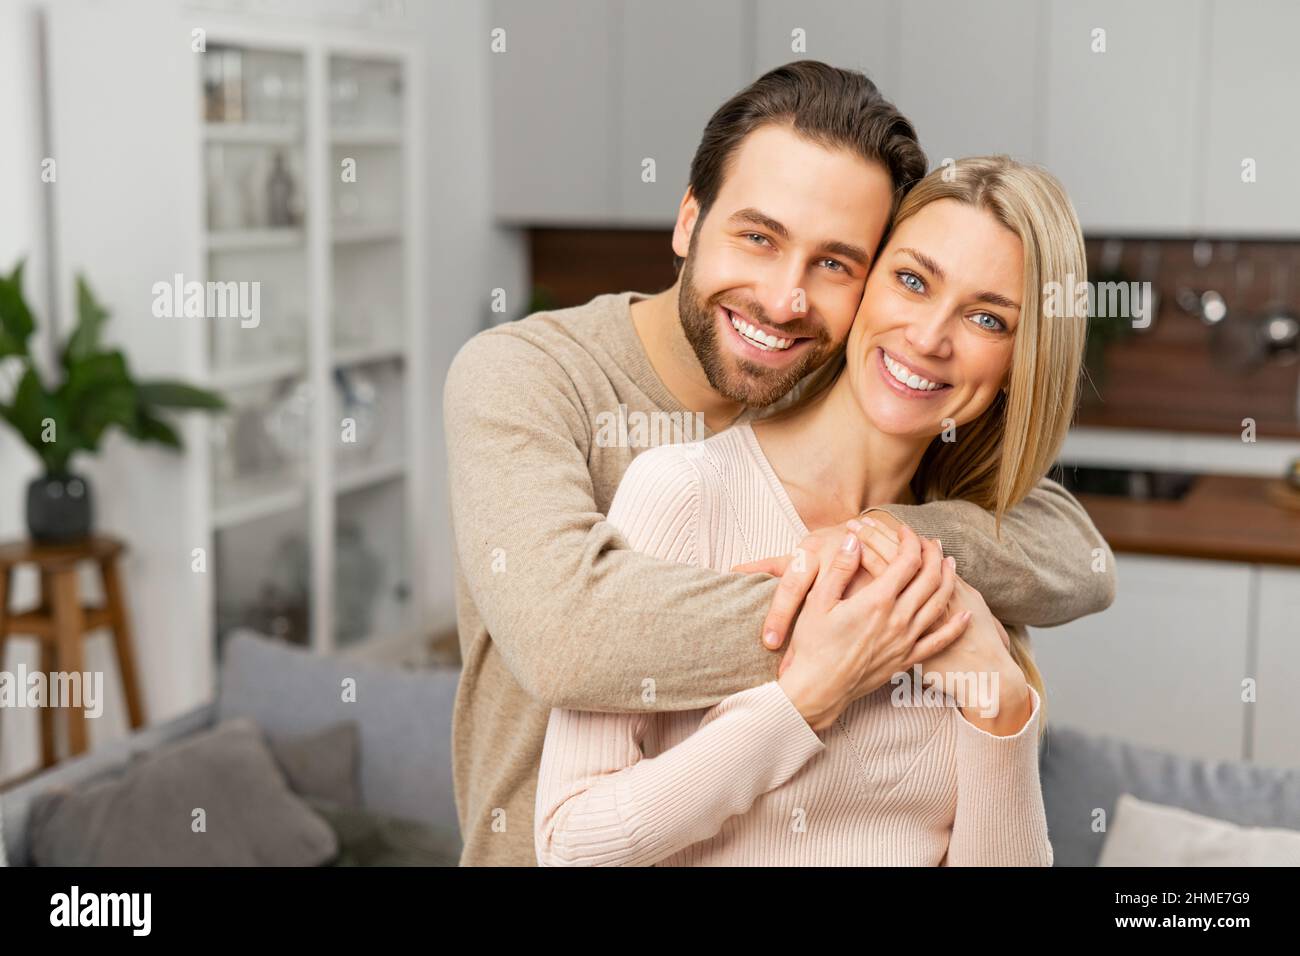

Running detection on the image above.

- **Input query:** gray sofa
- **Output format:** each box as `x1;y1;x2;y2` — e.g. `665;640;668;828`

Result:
1;629;463;866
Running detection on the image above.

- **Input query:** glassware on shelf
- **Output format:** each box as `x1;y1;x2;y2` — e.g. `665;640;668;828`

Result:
266;151;297;227
263;379;313;465
335;368;380;456
335;522;383;643
330;61;361;128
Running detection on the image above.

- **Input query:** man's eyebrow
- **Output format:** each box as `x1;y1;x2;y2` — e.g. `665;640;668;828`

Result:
898;247;1020;310
818;239;871;267
728;207;788;239
729;208;870;267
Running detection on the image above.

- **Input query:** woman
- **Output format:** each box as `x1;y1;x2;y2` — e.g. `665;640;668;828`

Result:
534;156;1087;866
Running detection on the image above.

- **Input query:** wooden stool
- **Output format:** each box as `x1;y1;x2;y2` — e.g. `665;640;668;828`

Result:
0;536;145;768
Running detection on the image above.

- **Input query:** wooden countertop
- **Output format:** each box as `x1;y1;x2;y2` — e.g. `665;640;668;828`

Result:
1078;474;1300;566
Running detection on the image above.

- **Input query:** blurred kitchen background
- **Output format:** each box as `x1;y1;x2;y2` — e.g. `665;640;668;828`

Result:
0;0;1297;792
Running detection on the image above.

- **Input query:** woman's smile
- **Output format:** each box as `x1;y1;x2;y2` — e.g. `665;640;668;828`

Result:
875;346;953;398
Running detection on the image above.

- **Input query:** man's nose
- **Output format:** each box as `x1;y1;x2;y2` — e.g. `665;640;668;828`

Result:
758;260;810;327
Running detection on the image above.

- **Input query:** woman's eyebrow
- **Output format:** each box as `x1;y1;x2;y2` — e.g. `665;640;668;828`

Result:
898;247;1019;310
897;247;945;279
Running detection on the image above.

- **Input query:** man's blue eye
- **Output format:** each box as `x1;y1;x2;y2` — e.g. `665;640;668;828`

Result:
821;258;845;272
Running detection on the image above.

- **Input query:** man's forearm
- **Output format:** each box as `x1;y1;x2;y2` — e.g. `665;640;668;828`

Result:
868;477;1116;627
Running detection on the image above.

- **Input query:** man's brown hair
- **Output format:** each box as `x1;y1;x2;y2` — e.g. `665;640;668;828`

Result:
686;59;927;232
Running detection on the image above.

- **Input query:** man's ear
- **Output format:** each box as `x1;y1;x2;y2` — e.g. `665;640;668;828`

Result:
672;188;701;260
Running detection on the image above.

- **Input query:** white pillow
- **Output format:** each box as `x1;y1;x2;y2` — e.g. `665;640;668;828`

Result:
1099;793;1300;866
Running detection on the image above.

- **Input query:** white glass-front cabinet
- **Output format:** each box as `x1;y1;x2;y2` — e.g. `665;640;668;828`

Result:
46;0;427;685
201;35;425;659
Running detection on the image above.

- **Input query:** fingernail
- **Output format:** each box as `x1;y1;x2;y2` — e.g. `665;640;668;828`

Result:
764;630;779;647
945;555;955;570
859;514;877;528
841;532;859;551
935;538;943;554
846;518;862;532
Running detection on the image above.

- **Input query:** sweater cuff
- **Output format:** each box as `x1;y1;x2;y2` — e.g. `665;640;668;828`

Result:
863;504;971;576
955;684;1042;750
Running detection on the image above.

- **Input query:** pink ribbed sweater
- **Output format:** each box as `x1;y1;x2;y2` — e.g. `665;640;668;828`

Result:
534;423;1053;866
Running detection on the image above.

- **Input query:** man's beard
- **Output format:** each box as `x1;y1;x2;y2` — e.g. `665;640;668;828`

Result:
677;250;834;409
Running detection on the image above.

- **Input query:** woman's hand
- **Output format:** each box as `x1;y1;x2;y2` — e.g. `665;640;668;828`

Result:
916;577;1032;735
775;529;972;732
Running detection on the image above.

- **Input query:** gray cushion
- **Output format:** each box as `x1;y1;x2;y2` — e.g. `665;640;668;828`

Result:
266;722;361;808
1039;724;1300;867
27;717;337;866
216;630;461;836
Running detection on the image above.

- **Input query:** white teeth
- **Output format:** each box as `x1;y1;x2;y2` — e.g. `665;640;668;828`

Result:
883;352;945;391
729;313;792;351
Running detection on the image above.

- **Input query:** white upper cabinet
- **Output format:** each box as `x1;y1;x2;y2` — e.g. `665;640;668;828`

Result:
617;0;749;225
1201;0;1300;237
753;0;902;92
1042;0;1206;234
895;0;1043;171
490;0;616;224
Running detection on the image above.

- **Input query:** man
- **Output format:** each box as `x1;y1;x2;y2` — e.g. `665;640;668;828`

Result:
444;61;1114;866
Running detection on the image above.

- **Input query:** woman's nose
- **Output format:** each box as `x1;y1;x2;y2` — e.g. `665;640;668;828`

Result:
905;309;954;357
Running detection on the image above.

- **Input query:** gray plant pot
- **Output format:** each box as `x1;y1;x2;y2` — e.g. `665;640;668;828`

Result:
26;473;94;543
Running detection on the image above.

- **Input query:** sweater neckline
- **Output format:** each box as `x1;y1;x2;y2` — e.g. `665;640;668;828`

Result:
735;422;812;540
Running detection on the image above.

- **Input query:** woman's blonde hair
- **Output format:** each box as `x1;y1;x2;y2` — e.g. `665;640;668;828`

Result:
791;156;1090;734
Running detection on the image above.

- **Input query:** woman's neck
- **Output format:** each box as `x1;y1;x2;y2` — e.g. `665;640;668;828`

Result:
753;375;932;529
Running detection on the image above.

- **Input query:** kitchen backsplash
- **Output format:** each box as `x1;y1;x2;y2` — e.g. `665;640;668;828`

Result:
528;229;1300;439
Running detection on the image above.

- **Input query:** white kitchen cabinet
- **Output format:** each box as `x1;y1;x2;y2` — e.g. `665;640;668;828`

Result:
1251;566;1300;767
896;0;1043;169
1042;0;1207;233
1200;0;1300;237
617;0;749;225
753;0;902;93
490;0;617;223
1030;554;1252;761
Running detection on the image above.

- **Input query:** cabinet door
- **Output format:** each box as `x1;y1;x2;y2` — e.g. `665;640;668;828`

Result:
617;0;749;225
1252;567;1300;767
754;0;902;95
1042;0;1205;233
1201;0;1300;236
1030;554;1251;761
490;0;615;223
895;0;1043;169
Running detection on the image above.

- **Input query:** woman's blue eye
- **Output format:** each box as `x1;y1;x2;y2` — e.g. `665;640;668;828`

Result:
897;270;925;292
970;312;1005;332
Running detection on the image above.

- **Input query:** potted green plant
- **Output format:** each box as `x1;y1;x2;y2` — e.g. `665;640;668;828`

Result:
0;260;225;543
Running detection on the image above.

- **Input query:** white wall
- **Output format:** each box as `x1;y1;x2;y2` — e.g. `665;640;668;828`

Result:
419;0;528;632
0;0;52;783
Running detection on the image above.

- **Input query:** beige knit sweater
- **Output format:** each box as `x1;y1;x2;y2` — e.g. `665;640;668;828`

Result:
534;424;1051;866
443;292;1114;866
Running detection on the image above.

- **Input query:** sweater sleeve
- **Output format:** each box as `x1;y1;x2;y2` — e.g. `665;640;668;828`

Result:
535;446;825;865
867;477;1116;629
943;685;1053;867
535;683;825;866
444;330;779;714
